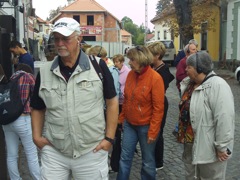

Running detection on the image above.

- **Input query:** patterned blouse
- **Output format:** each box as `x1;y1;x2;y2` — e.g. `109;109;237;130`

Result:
177;82;195;143
10;71;35;114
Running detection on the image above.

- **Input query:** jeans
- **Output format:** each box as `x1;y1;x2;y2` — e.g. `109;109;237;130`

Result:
117;120;157;180
41;145;108;180
2;115;40;180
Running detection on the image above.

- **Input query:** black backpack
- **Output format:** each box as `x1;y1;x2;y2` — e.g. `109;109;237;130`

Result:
0;73;29;125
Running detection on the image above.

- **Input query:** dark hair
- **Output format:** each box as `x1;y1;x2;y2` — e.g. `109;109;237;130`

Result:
15;63;33;74
9;40;22;49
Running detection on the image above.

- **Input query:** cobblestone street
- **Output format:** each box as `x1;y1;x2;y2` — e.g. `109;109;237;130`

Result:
19;66;240;180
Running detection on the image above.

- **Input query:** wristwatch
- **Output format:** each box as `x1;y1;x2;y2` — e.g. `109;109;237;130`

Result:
105;136;114;145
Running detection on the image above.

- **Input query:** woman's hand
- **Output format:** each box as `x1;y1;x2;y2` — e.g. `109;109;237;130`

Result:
217;150;231;161
147;137;156;144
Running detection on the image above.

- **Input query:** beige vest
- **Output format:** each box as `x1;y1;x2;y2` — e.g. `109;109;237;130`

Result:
39;53;105;158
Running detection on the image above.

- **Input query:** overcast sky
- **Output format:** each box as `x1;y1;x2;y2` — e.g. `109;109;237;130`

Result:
32;0;159;30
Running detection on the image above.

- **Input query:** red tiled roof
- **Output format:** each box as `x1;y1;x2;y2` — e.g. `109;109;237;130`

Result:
121;29;131;36
63;0;107;12
146;34;154;40
60;0;121;23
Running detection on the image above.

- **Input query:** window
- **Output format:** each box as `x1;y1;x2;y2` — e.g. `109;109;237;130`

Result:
157;31;160;40
164;30;167;40
201;22;208;51
39;25;43;32
73;15;80;24
87;15;94;26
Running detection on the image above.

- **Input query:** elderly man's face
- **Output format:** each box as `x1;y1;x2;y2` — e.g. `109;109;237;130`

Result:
189;44;197;55
53;32;81;57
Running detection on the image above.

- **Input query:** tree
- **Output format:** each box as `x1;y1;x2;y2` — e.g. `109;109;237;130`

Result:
122;16;146;45
156;0;173;14
47;6;64;21
173;0;193;45
154;0;220;45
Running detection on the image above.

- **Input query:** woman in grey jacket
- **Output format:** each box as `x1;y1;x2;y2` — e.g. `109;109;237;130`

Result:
178;51;235;180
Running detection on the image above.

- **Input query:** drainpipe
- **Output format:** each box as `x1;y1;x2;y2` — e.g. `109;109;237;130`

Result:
219;0;223;62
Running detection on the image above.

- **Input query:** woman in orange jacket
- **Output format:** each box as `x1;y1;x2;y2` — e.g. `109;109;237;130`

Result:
117;46;165;180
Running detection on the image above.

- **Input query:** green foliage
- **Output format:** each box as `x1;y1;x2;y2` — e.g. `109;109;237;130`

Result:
155;0;220;44
122;16;133;24
122;17;147;45
156;0;173;14
47;6;64;21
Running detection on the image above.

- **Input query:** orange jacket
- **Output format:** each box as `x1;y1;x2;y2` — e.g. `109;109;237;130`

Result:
119;66;165;139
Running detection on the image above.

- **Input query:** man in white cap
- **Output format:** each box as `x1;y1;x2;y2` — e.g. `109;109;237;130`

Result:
30;17;118;179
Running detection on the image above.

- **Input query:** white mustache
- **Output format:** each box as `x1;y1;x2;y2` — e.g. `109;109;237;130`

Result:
57;47;67;51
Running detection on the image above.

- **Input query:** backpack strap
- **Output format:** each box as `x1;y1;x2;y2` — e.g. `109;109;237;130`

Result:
201;74;217;85
88;55;104;82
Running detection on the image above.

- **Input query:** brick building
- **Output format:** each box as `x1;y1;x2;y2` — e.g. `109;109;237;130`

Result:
51;0;122;43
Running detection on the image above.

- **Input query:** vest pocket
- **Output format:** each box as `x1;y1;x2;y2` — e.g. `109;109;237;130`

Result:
75;80;99;110
40;83;64;109
46;117;65;151
77;109;105;143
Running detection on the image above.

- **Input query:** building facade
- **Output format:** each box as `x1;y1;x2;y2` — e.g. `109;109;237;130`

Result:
51;0;122;43
226;0;240;61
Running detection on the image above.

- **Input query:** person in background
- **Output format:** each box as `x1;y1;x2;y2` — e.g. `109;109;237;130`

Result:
174;39;198;67
110;54;130;172
176;43;197;94
9;40;34;72
117;46;165;180
2;63;40;180
112;54;130;112
87;45;120;97
89;45;114;67
147;41;175;170
188;39;198;49
178;51;234;179
30;17;118;179
172;43;197;138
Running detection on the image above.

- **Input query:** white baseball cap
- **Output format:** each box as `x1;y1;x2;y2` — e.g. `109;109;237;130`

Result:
52;17;81;36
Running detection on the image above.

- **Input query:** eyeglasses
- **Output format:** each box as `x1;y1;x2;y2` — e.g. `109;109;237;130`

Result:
53;35;77;43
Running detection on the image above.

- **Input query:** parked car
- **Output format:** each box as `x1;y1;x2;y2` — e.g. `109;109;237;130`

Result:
160;40;176;66
235;66;240;83
146;40;176;66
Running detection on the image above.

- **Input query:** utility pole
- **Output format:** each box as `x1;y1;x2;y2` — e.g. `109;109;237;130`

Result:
144;0;148;45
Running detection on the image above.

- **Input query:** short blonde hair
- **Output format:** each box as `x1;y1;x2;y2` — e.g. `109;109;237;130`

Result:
147;41;166;60
127;45;153;67
112;54;125;63
87;45;107;58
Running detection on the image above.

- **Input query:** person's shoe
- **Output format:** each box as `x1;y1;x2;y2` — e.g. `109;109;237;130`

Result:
156;166;163;171
172;130;178;138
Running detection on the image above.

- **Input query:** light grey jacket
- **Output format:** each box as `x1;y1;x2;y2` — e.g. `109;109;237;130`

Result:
180;72;235;164
39;52;105;158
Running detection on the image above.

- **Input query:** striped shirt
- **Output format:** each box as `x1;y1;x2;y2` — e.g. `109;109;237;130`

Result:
10;71;35;114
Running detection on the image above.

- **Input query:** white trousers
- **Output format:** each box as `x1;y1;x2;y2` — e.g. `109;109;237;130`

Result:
41;145;109;180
